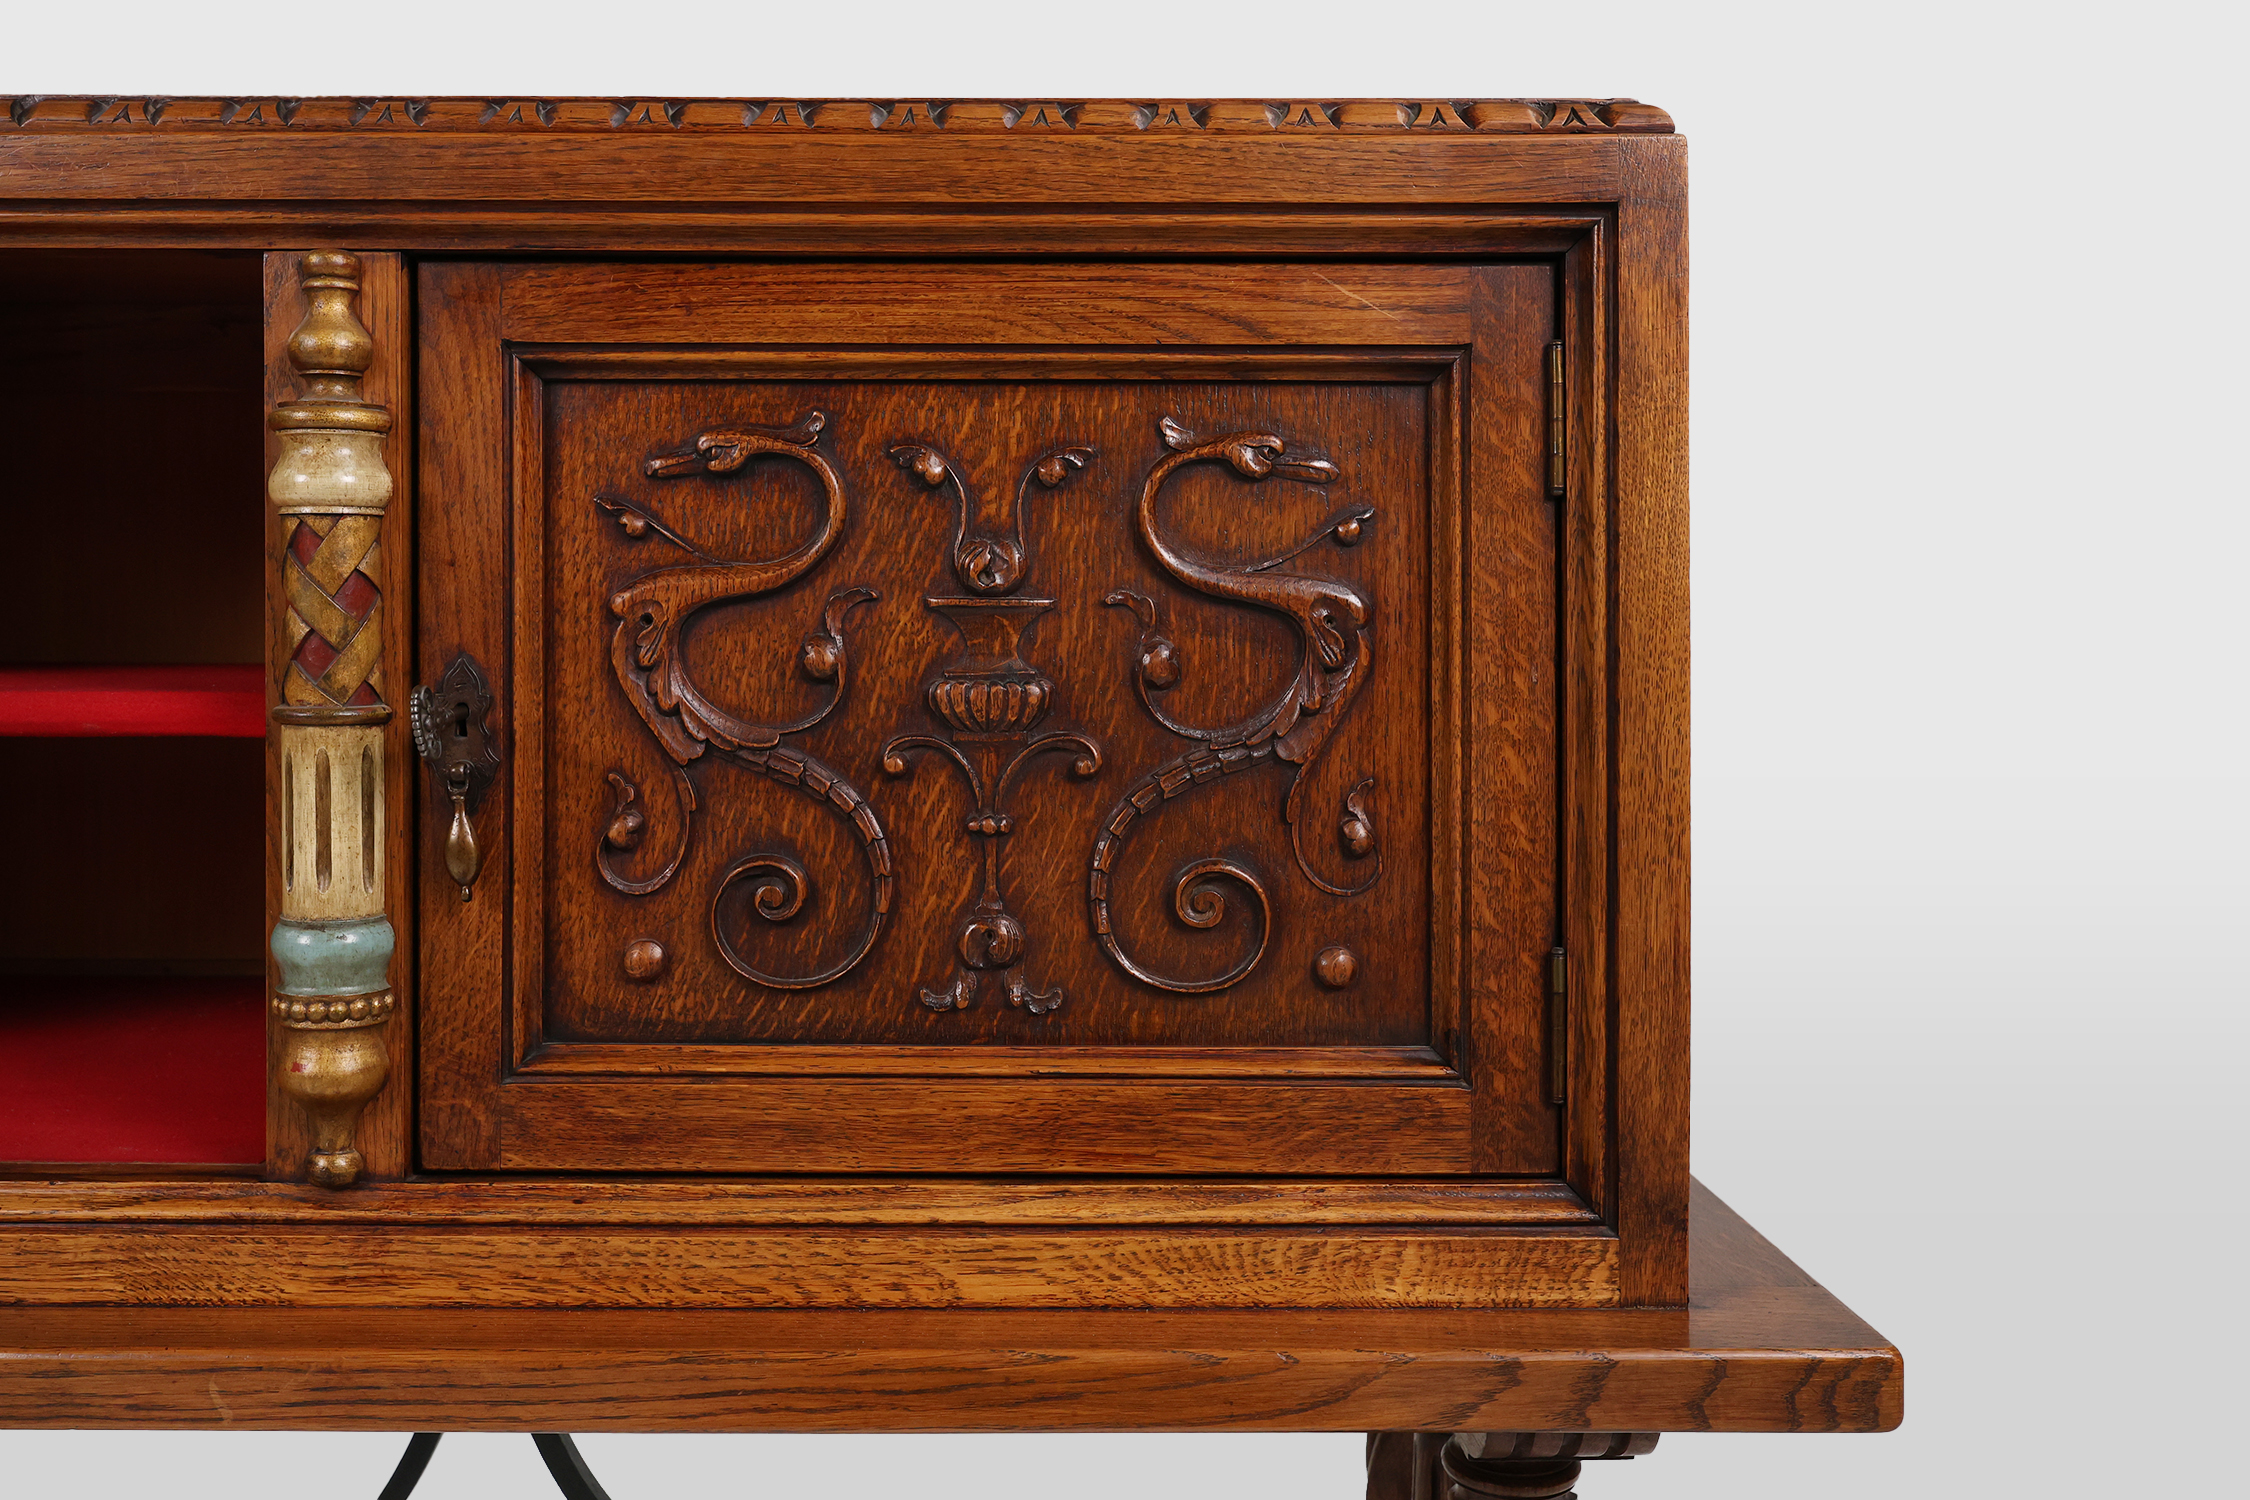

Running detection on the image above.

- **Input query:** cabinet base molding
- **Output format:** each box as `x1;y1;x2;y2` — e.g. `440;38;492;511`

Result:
0;1224;1618;1310
0;1175;1598;1226
0;1183;1898;1433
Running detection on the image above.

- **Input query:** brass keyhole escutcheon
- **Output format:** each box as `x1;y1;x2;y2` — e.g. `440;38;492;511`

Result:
411;650;501;901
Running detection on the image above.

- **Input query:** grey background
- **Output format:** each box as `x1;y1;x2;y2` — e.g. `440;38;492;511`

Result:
5;0;2243;1493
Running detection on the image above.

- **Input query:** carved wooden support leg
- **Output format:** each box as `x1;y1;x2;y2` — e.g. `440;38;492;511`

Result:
268;251;397;1188
1368;1432;1659;1500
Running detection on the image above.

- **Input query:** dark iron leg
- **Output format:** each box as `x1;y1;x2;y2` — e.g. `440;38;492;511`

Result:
373;1432;614;1500
376;1434;443;1500
1368;1431;1661;1498
532;1434;618;1500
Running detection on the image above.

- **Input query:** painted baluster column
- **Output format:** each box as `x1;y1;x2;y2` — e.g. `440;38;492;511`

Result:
267;252;396;1188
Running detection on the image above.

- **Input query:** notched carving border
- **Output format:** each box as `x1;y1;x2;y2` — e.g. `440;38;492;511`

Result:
5;96;1673;134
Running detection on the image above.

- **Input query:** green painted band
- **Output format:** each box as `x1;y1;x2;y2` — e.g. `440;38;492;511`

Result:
270;916;395;996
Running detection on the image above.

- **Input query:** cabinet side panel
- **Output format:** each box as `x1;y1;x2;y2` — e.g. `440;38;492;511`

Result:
1614;137;1690;1306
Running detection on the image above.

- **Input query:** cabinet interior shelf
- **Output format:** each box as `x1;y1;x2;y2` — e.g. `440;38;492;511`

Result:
0;975;266;1167
0;665;264;738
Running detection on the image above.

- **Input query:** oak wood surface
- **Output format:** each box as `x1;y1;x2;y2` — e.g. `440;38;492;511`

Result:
0;1176;1601;1225
0;115;1695;1321
0;1225;1617;1311
1463;265;1561;1174
0;135;1627;211
1611;138;1690;1307
417;261;1568;1187
1558;217;1614;1231
414;261;508;1169
498;262;1474;345
0;210;1605;257
0;1181;1896;1433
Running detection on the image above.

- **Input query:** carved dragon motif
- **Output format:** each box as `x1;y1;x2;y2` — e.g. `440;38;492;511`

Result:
1092;416;1381;994
593;411;890;990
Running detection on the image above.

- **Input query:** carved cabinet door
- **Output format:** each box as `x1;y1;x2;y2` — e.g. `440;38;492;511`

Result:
415;261;1565;1175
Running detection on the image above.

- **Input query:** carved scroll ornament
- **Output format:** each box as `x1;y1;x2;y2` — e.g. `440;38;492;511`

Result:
1091;417;1381;995
880;441;1105;1014
594;412;891;990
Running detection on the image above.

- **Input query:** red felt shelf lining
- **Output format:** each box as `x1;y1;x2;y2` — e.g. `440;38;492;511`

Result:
0;976;266;1165
0;664;265;737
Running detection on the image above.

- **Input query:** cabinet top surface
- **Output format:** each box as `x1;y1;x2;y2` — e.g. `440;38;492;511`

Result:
0;96;1685;241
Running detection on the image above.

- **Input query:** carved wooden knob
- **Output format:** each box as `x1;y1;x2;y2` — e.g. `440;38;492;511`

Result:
1315;945;1359;988
605;806;646;850
1139;637;1181;689
799;634;844;681
623;939;668;981
957;912;1027;971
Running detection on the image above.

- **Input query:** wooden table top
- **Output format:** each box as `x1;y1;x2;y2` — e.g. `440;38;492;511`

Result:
0;1179;1897;1434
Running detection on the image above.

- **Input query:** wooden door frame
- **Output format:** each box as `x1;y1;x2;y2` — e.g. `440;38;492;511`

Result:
415;262;1539;1180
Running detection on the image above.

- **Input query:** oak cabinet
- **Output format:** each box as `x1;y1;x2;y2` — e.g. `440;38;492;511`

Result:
1;98;1695;1326
0;99;1915;1499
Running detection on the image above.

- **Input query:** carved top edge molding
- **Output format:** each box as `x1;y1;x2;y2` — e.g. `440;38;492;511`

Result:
3;97;1671;135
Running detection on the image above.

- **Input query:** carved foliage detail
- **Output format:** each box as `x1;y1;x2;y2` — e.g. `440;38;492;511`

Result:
1091;417;1381;995
881;440;1104;1014
594;411;891;991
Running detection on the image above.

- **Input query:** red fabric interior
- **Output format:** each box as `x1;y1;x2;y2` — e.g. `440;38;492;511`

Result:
0;976;265;1164
0;664;265;737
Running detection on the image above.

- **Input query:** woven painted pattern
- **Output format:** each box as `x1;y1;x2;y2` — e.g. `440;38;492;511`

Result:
282;514;384;707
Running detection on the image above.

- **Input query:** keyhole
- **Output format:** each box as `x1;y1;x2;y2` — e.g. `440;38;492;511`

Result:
452;702;469;740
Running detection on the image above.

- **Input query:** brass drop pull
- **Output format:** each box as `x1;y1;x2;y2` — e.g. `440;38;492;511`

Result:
410;651;501;901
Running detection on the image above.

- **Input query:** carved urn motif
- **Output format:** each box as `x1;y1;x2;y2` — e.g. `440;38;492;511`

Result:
924;597;1056;739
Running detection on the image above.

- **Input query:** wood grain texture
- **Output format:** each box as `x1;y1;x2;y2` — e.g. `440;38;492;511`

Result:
1463;265;1562;1173
412;263;1559;1184
0;1226;1616;1310
1611;138;1691;1307
0;135;1627;212
0;211;1603;258
0;120;1699;1323
413;262;509;1170
514;1043;1456;1077
497;262;1474;346
0;1182;1898;1433
0;1177;1601;1226
489;1080;1473;1174
1558;224;1615;1226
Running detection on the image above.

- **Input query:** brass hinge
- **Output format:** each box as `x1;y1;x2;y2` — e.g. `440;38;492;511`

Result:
1546;340;1567;497
1548;945;1568;1103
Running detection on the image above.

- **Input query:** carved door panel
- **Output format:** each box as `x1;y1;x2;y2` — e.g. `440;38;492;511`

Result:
417;262;1562;1175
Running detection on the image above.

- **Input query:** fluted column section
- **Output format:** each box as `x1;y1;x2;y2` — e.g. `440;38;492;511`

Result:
268;252;396;1188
